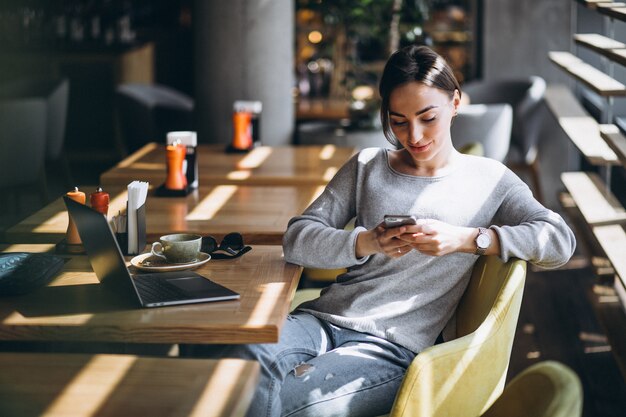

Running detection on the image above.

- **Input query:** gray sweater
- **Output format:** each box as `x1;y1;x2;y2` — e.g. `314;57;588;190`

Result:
283;148;576;353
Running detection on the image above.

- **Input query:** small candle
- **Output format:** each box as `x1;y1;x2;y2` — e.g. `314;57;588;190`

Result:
66;186;86;245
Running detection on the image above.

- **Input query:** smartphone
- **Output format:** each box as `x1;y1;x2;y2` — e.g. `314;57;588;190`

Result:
383;214;417;228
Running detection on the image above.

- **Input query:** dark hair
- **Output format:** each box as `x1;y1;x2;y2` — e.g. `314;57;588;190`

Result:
379;45;461;146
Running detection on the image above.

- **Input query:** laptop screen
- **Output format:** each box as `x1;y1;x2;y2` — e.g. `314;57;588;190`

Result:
63;196;137;296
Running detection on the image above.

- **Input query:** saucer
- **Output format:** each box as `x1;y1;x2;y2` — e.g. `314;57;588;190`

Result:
130;252;211;272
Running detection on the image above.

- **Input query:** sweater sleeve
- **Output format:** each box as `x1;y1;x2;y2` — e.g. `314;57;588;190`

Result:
491;179;576;269
282;153;370;269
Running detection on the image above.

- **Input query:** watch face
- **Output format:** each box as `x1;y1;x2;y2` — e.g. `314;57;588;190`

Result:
477;233;490;248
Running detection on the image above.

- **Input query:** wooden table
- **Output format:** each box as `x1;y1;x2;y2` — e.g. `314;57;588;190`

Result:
99;143;356;187
2;185;323;245
0;244;301;345
0;352;258;417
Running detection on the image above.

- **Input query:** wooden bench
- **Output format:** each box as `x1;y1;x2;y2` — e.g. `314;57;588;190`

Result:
0;352;259;417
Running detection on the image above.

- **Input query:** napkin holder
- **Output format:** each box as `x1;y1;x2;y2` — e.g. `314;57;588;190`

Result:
123;202;146;255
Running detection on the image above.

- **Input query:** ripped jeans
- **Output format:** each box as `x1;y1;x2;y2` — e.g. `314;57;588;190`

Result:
219;311;416;417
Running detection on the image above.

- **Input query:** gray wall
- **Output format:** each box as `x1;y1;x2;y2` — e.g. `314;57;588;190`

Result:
194;1;294;146
483;0;572;83
483;0;579;211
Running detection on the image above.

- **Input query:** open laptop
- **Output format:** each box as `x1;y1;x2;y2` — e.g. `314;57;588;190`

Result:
63;196;240;308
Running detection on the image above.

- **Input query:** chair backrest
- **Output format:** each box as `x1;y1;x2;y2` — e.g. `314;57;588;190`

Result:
116;83;194;153
0;98;47;188
389;256;527;417
0;77;70;160
481;361;583;417
452;103;513;162
462;77;546;164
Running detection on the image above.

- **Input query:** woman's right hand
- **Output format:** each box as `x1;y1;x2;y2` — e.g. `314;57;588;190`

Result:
355;223;414;258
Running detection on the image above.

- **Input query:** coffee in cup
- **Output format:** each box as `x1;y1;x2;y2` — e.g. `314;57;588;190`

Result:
151;233;202;264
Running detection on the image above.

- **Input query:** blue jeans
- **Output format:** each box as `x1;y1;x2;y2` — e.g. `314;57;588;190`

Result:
217;311;416;417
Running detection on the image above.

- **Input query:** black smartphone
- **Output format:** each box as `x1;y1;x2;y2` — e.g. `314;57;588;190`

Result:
383;215;417;228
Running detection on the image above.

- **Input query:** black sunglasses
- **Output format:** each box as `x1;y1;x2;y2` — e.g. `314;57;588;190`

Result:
201;232;252;259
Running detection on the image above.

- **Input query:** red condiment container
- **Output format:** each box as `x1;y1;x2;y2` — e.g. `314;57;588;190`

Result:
90;187;110;216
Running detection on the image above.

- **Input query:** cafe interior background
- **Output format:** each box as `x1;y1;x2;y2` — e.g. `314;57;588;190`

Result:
1;0;626;415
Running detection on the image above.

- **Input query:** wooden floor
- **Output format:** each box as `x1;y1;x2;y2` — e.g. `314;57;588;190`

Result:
509;263;626;417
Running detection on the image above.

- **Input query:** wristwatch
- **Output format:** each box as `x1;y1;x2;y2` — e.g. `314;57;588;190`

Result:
475;227;491;255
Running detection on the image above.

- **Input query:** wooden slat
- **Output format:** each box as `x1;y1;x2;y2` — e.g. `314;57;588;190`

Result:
544;84;589;117
593;224;626;291
597;5;626;21
604;48;626;67
561;171;626;225
544;85;619;165
576;0;615;7
0;353;259;417
549;51;626;96
597;1;626;7
574;33;626;52
600;124;626;167
558;118;618;164
573;33;626;67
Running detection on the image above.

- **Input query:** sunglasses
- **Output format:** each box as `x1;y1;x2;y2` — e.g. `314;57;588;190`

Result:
201;232;252;259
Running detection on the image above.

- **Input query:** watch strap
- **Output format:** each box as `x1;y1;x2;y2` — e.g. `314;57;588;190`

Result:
475;227;489;256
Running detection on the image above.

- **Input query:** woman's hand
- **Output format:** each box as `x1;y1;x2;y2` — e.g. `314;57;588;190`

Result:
355;223;415;258
396;219;477;256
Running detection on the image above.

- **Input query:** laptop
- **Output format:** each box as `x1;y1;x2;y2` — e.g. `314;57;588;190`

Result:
63;196;240;308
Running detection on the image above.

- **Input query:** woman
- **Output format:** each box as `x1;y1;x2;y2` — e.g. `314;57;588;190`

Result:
229;45;576;417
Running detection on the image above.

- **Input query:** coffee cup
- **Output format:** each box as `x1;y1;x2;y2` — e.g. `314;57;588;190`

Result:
151;233;202;264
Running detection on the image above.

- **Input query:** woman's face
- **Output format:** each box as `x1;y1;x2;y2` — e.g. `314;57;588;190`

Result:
388;82;460;169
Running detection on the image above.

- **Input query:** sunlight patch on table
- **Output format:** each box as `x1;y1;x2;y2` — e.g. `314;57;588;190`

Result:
187;186;238;220
1;244;56;253
246;282;286;326
189;360;252;417
108;190;130;216
236;147;272;169
323;167;338;182
43;355;137;416
227;170;252;181
307;186;327;206
118;143;158;167
319;145;336;160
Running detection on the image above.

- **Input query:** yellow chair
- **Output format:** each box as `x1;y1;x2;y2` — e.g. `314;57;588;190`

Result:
291;256;527;417
385;256;526;417
458;142;485;157
481;361;583;417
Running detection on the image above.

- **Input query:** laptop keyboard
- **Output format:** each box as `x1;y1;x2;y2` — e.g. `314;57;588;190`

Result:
133;275;190;305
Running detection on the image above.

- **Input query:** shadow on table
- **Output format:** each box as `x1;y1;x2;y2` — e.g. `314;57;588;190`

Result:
7;282;137;318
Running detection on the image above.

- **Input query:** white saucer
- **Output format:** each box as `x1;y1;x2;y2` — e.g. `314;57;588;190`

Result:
130;252;211;272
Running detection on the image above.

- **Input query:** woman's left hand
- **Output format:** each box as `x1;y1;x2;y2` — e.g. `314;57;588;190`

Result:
397;219;476;256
